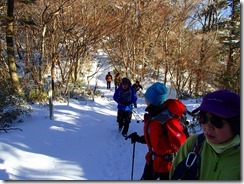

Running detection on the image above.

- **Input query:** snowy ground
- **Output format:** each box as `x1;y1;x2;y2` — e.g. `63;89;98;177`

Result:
0;57;203;181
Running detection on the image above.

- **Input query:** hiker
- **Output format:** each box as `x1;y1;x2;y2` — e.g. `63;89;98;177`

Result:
105;72;113;90
114;72;122;90
170;89;240;180
113;77;137;137
126;82;188;180
132;80;143;93
132;80;143;108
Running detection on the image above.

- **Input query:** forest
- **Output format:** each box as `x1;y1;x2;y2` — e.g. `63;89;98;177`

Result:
0;0;240;126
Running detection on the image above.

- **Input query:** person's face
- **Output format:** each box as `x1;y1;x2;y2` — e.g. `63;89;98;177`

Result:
145;99;150;106
199;112;234;144
122;82;128;89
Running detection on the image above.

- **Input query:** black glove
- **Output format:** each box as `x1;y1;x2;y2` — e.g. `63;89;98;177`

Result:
133;103;137;108
125;132;141;144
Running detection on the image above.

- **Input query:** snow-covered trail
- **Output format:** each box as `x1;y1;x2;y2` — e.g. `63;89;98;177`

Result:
0;83;149;180
0;52;201;180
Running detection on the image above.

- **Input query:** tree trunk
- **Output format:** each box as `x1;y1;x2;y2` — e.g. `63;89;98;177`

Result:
6;0;22;95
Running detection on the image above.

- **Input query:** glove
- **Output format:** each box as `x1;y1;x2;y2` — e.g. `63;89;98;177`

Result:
126;132;140;144
133;103;137;108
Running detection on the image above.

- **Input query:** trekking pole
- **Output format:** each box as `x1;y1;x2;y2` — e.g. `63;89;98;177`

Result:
132;110;140;123
131;142;136;180
132;110;144;123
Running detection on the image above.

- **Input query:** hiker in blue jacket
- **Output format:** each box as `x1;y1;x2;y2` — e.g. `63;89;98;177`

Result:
113;77;137;137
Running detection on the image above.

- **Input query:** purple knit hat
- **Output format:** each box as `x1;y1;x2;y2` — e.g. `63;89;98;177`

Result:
192;90;240;118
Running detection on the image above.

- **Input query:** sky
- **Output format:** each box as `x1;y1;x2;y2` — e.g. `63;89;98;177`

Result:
0;54;203;182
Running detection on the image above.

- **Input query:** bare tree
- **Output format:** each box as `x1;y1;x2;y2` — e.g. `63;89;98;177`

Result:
2;0;239;101
6;0;22;95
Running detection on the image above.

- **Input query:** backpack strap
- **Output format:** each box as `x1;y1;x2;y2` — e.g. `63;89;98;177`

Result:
185;133;204;168
178;133;204;179
145;118;153;151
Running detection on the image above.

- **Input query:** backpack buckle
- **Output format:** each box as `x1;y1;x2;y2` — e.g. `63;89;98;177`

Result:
185;152;197;168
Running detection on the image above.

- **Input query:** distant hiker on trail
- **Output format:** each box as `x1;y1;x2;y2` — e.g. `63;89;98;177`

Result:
170;90;240;180
114;72;122;90
126;82;188;180
132;80;143;107
132;80;143;93
113;77;137;137
105;72;112;90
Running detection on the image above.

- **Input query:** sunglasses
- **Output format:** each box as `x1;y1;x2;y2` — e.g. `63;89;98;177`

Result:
198;111;225;129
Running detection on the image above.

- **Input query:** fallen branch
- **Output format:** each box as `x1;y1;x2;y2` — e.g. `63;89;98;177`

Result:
0;127;22;133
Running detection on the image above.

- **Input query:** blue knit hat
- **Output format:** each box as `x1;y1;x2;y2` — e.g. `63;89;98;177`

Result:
144;82;168;106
